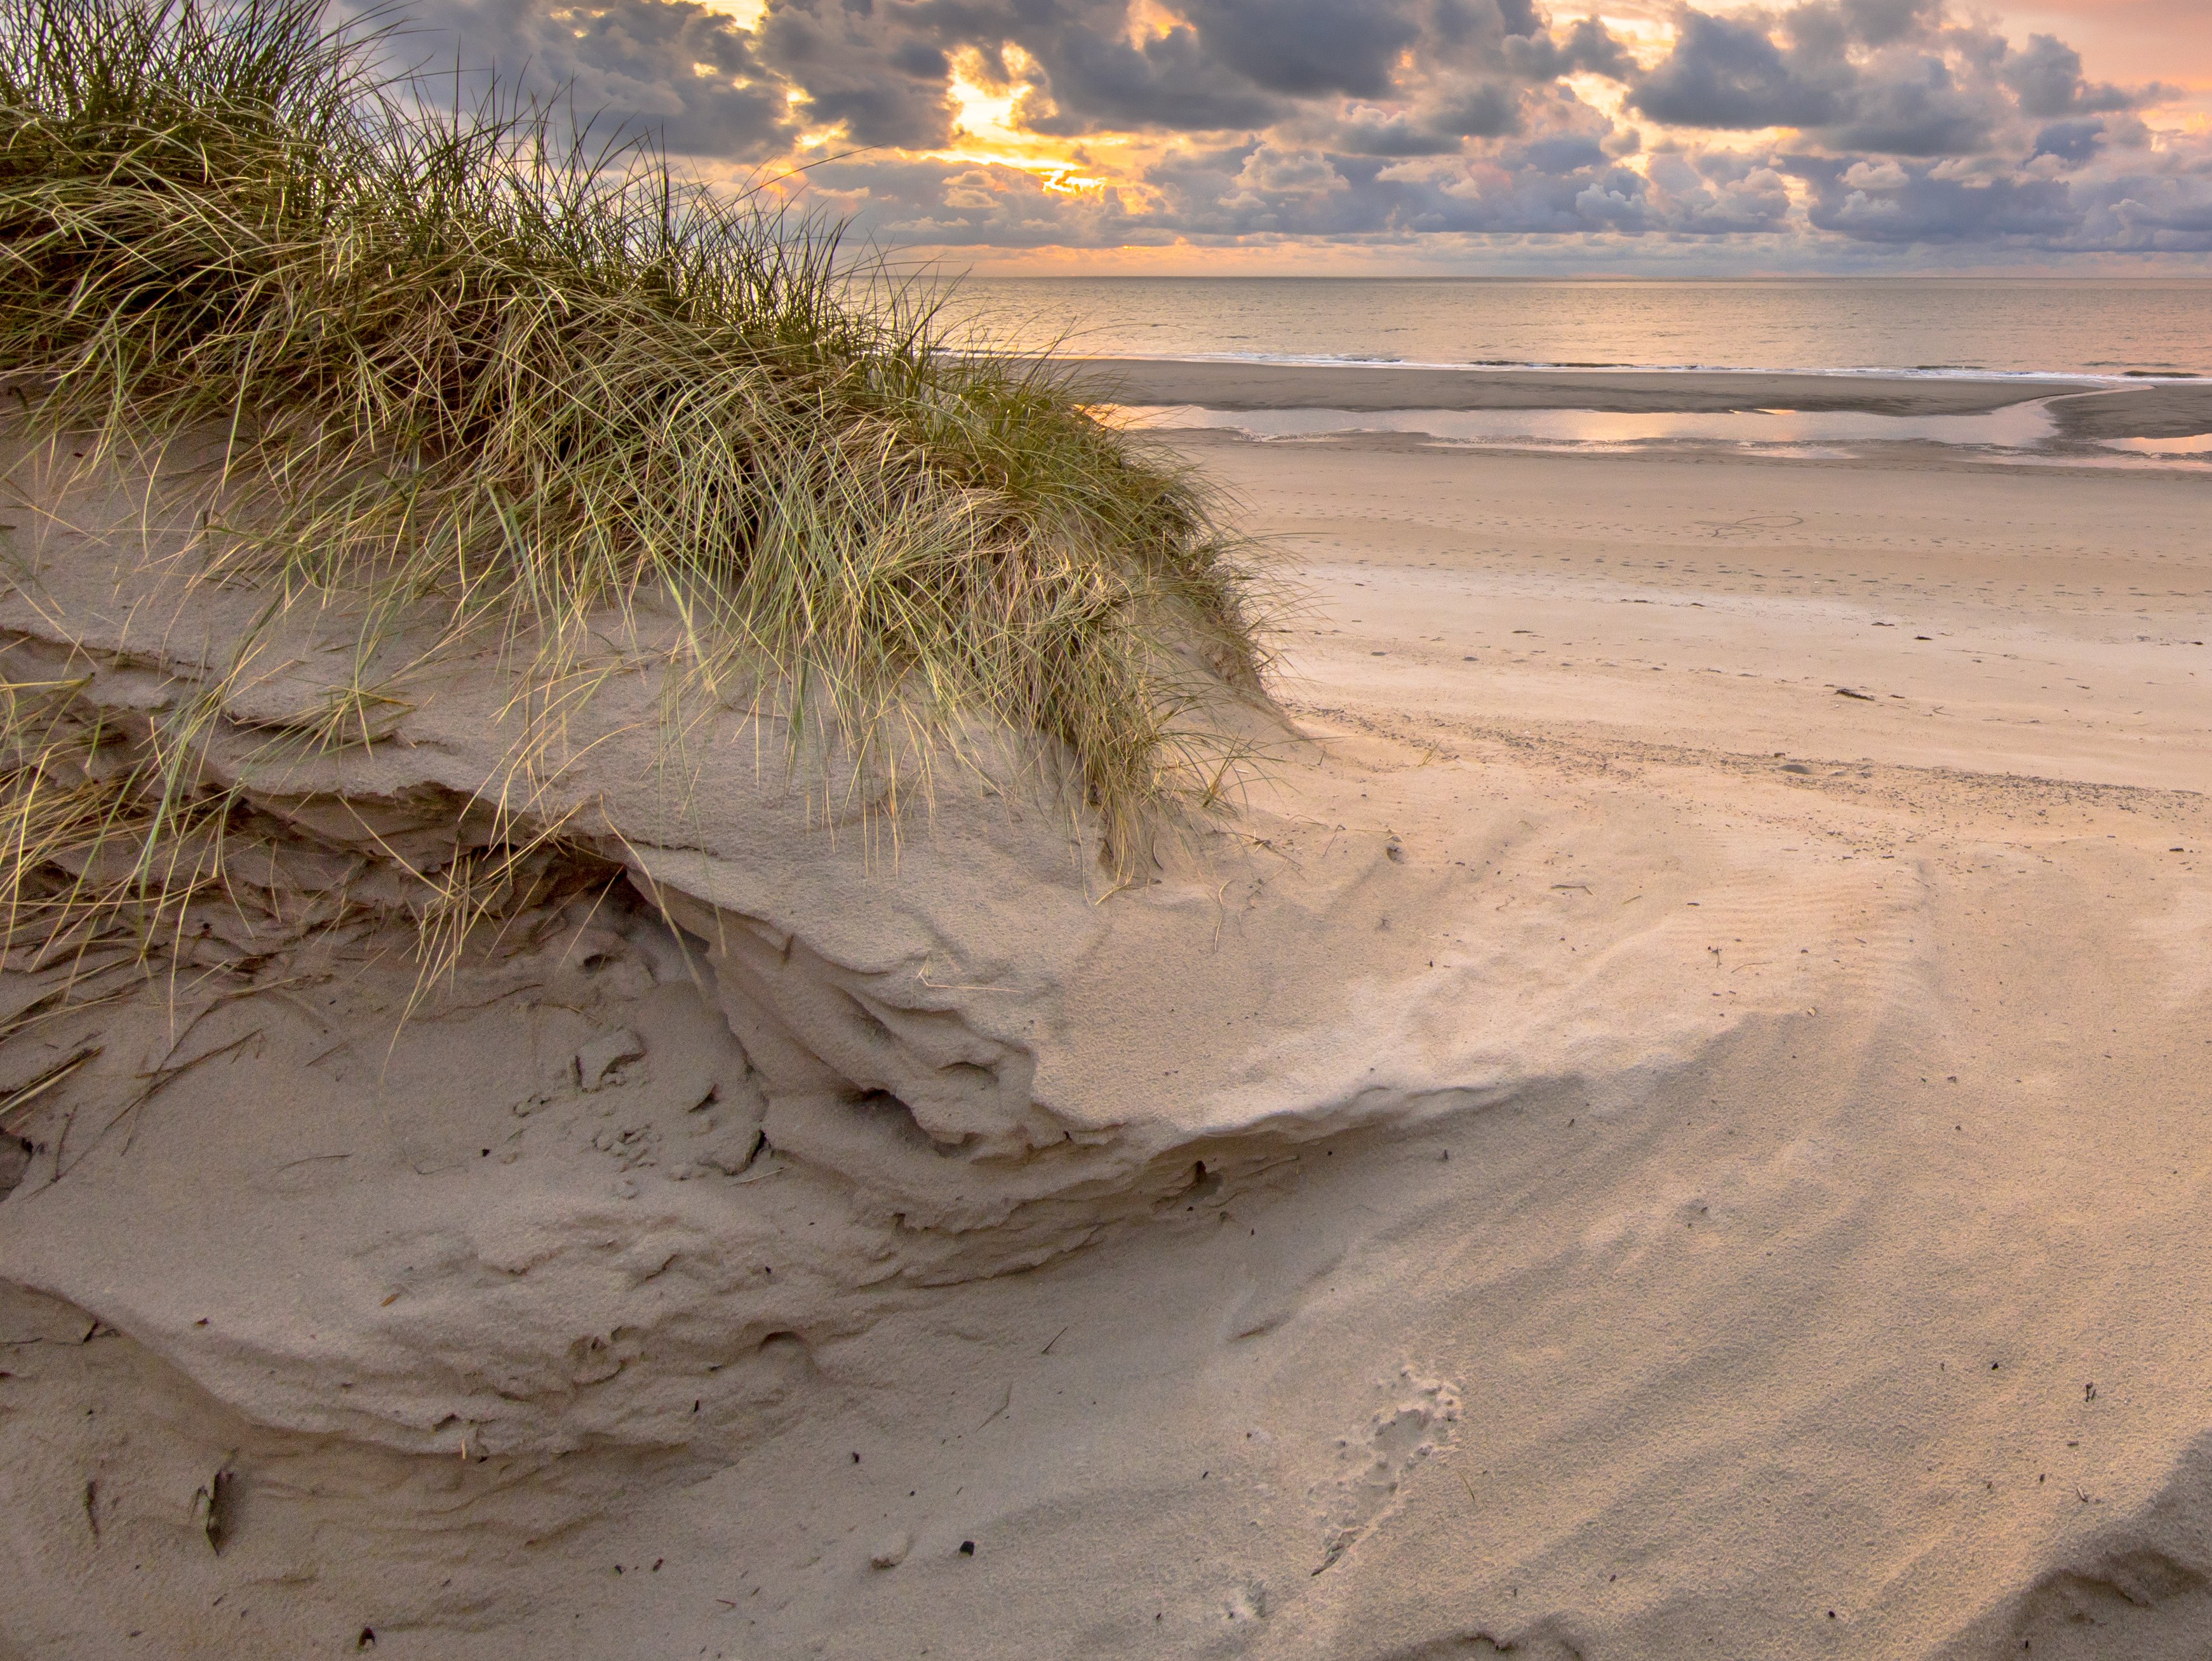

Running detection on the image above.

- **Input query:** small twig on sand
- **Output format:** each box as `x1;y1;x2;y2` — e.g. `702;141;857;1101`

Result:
1453;1464;1480;1509
0;1046;99;1124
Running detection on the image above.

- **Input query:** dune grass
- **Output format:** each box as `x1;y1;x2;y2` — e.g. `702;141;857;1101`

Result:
0;0;1266;932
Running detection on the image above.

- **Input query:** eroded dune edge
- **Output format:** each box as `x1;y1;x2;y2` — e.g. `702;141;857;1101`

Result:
0;434;1774;1653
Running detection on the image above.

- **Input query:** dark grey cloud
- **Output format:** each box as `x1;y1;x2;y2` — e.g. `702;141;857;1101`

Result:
1309;78;1524;155
1177;0;1421;98
1428;77;1525;137
2032;117;2106;165
392;0;796;157
1835;0;1938;48
1499;17;1631;80
753;0;955;149
1011;20;1285;135
1999;34;2136;119
1815;50;1995;154
1420;0;1630;81
1630;11;1840;131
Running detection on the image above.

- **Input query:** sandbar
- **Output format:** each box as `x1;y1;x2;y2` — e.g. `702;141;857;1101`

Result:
1054;355;2106;417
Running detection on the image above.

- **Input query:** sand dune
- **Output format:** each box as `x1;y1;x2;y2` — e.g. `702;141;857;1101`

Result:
3;435;2211;1658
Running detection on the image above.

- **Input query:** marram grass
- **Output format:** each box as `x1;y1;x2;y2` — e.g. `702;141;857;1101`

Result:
0;0;1269;944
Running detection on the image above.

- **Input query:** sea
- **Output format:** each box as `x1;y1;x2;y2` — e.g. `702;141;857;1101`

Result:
938;277;2212;465
942;277;2211;381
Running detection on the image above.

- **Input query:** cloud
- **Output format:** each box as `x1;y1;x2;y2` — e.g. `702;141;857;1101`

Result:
1790;138;2212;250
1309;79;1526;155
1012;21;1284;134
1177;0;1421;98
1498;15;1633;79
1627;4;2001;154
1838;0;1940;48
1999;33;2138;119
2031;117;2106;164
1624;1;2180;163
1231;142;1350;194
1792;154;2075;241
377;0;2211;262
391;0;796;157
1813;48;1997;155
1630;10;1841;130
753;0;955;149
793;112;1810;248
1656;153;1795;232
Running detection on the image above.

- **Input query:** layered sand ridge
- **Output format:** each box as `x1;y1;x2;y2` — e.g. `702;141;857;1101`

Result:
3;427;2212;1658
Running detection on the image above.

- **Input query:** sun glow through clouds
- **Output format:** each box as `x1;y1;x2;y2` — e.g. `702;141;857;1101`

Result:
932;51;1109;193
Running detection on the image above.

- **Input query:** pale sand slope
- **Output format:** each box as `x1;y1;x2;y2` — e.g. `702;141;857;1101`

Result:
2;439;2211;1659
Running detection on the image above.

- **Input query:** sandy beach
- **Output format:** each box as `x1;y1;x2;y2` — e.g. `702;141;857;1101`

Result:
6;418;2212;1658
9;0;2212;1651
1203;430;2212;788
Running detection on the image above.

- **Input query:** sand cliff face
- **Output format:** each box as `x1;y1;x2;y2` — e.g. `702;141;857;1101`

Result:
6;435;2212;1659
0;457;1808;1465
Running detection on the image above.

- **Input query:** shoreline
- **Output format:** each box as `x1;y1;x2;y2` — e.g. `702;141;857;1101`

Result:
1053;357;2212;437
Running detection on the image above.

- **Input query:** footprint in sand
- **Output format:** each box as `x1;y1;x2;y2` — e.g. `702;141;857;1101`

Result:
1309;1367;1462;1574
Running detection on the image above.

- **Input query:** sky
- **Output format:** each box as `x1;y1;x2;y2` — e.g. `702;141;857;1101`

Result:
382;0;2212;272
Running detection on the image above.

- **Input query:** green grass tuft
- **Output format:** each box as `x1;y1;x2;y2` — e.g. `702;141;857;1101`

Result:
0;0;1269;883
